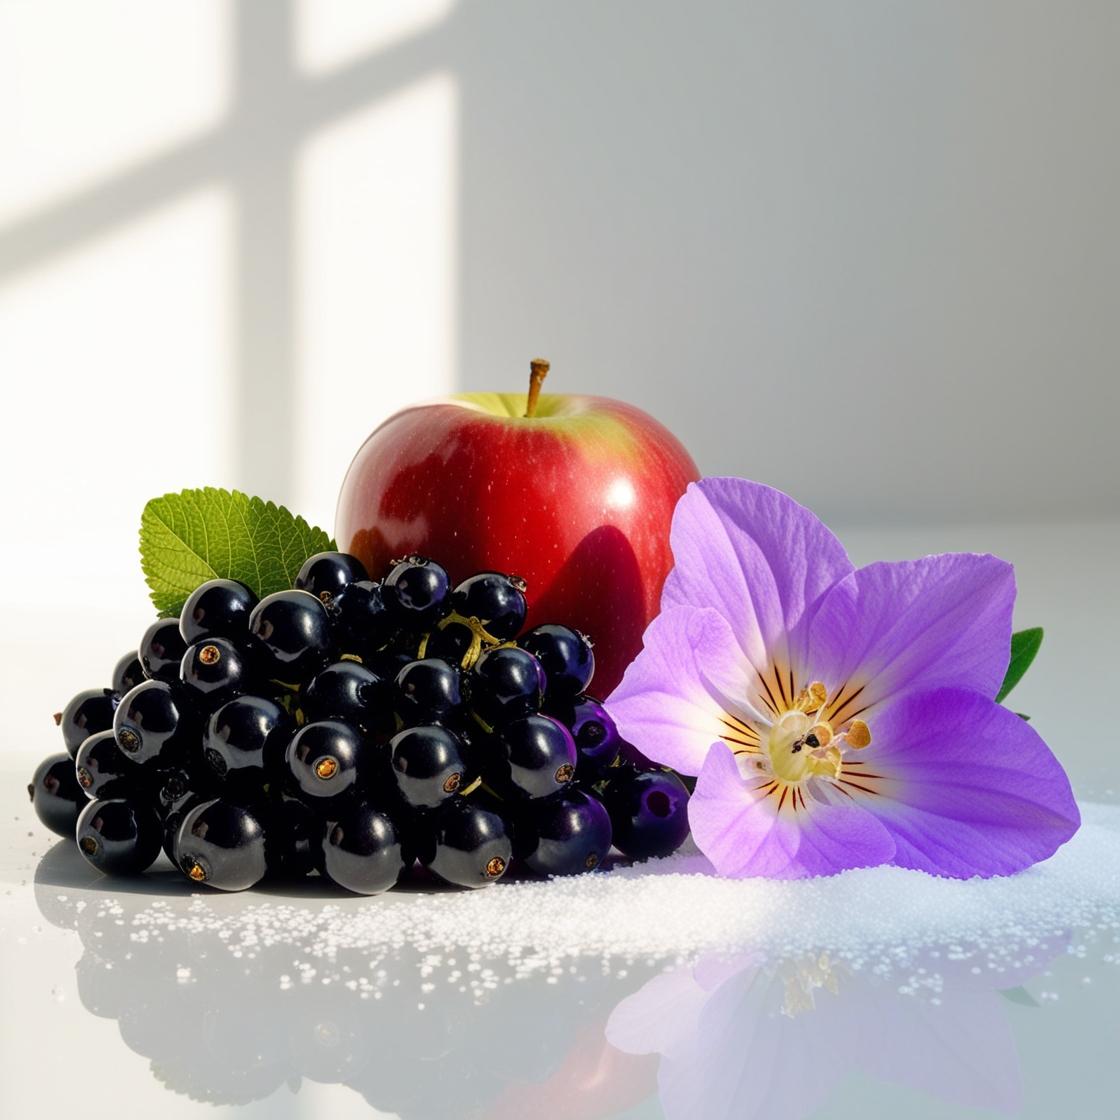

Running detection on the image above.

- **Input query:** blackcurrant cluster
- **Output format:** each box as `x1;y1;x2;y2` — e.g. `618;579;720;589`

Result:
29;552;690;894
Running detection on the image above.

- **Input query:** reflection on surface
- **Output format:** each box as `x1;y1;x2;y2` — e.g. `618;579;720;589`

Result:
606;942;1066;1120
32;838;1080;1118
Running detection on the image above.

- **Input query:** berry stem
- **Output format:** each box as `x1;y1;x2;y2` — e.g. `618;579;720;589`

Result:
525;358;550;418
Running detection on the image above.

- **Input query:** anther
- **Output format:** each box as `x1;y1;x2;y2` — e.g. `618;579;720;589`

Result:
846;719;871;749
808;723;833;748
794;681;828;712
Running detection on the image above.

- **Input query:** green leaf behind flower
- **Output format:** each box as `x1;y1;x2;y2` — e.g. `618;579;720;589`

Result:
140;487;333;616
996;628;1044;704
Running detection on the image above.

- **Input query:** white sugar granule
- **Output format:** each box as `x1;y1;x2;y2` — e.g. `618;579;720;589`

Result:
44;802;1120;1007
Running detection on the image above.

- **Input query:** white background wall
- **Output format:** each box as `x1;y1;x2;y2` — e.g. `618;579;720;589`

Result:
1;1;1117;778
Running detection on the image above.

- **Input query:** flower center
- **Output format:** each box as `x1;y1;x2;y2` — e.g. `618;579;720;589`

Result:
723;678;873;795
766;710;819;783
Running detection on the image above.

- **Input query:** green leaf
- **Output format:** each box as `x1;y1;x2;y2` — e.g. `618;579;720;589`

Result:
139;488;333;616
996;627;1044;704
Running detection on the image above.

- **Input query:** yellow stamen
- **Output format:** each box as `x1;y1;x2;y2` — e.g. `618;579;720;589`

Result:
807;722;833;748
846;719;871;749
808;745;842;781
794;681;828;713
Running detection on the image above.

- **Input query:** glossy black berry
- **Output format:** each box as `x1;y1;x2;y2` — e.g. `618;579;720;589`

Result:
469;647;546;724
518;624;595;696
179;578;258;644
382;555;451;628
204;695;291;782
419;800;512;889
295;551;369;607
76;798;162;876
495;714;578;800
450;572;527;640
28;752;85;837
180;637;250;705
110;652;145;697
395;658;462;725
390;725;468;809
57;688;116;758
421;620;476;668
113;680;197;766
173;799;268;890
248;589;333;684
333;580;394;655
321;803;406;894
301;661;385;733
265;796;321;879
518;788;613;877
285;720;366;807
546;694;621;777
603;769;691;860
138;618;188;683
74;730;135;801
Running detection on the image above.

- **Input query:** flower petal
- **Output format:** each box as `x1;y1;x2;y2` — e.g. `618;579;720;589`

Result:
607;608;749;776
806;553;1016;714
689;743;895;879
662;478;853;676
855;688;1079;878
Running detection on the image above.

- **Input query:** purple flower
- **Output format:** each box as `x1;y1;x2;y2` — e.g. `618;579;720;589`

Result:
607;478;1079;879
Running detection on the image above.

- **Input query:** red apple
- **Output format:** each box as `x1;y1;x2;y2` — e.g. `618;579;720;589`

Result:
335;361;699;696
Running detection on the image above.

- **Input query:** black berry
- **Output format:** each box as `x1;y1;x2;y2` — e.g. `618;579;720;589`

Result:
76;798;162;875
450;571;527;640
419;800;511;889
74;730;135;801
382;556;450;628
173;798;268;891
28;752;85;837
57;688;116;758
321;803;406;895
113;680;197;767
395;658;463;725
180;637;251;706
603;769;691;860
518;788;612;877
390;724;468;810
518;624;595;696
138;618;188;683
295;551;369;607
179;578;258;644
494;714;578;800
248;590;333;685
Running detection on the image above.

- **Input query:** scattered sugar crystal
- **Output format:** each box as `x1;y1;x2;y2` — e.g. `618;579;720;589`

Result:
31;801;1120;1007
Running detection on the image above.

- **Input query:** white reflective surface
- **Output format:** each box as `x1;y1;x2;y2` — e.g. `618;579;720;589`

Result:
3;763;1118;1120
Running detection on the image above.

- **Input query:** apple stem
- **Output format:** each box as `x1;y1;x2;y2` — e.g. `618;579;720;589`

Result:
525;358;550;418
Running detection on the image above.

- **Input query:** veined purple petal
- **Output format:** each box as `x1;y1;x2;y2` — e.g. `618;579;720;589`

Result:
690;744;895;879
662;479;852;676
853;688;1079;878
607;608;745;776
806;553;1015;714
